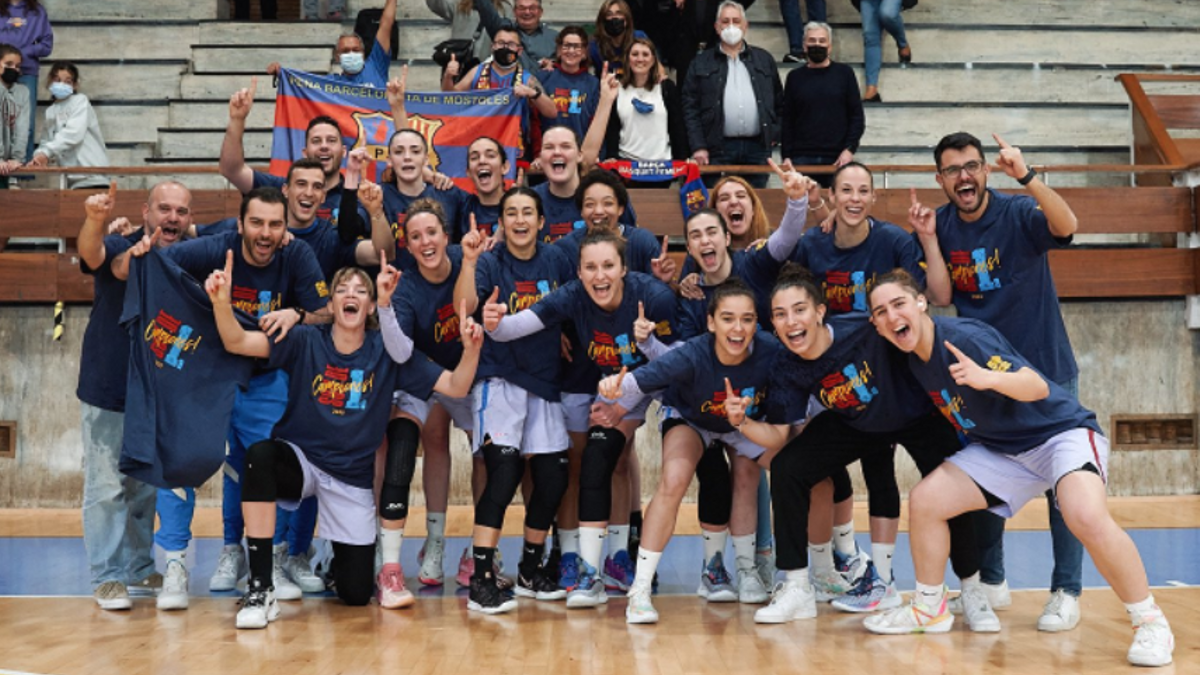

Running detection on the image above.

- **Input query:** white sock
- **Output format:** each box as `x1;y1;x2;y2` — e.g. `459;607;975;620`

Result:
164;549;186;564
579;526;606;570
608;524;630;553
872;542;895;583
1125;595;1162;624
633;548;662;588
832;521;856;556
808;541;834;573
916;582;945;608
785;568;810;585
379;527;404;565
558;528;580;555
426;512;446;543
732;533;757;571
701;528;729;562
960;571;982;589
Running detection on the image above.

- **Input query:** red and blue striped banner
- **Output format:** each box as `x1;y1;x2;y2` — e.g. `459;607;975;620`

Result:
270;68;522;191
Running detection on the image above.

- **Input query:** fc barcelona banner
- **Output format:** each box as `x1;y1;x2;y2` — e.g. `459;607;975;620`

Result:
269;68;523;190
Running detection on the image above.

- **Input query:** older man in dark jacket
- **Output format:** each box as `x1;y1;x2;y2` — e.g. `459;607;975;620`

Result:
682;0;782;188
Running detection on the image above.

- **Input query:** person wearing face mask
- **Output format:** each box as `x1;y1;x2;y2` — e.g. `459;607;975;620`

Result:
781;22;863;189
0;43;29;187
0;0;52;164
681;0;781;190
588;0;646;80
27;61;109;189
265;0;396;89
474;0;557;72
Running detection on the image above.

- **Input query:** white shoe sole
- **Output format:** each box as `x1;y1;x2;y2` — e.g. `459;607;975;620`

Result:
626;611;659;624
96;598;132;611
754;608;816;624
833;593;902;614
467;599;517;614
697;587;738;603
865;615;954;634
739;591;770;604
1037;616;1080;633
156;594;189;611
209;577;242;592
236;604;280;629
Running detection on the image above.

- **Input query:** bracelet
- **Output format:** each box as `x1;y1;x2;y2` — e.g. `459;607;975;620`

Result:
1017;167;1038;186
293;307;306;323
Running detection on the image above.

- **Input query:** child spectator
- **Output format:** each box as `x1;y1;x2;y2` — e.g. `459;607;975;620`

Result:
0;43;29;188
0;0;51;162
28;62;110;189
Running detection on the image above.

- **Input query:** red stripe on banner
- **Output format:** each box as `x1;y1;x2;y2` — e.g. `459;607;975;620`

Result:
411;115;521;148
268;159;292;176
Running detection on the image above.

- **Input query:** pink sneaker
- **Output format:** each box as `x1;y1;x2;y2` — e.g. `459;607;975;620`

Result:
455;547;474;587
376;563;415;609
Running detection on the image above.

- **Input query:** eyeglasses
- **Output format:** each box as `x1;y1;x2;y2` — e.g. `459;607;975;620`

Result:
494;41;521;50
560;43;585;51
938;160;985;179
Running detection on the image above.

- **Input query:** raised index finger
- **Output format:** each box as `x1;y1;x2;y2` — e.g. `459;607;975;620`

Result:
909;187;919;207
991;133;1010;149
766;157;787;180
724;377;736;400
659;235;669;259
107;180;118;203
249;76;257;99
614;365;628;391
944;340;971;363
638;300;646;321
224;248;234;276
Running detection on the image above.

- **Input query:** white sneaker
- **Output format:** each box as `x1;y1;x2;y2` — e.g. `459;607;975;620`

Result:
754;580;817;624
94;580;132;611
985;580;1011;609
236;579;280;629
209;544;247;592
864;595;955;634
1127;614;1174;667
273;543;303;601
418;538;445;586
157;559;189;611
1036;589;1081;632
626;583;659;624
284;551;326;594
960;581;1001;633
737;566;770;604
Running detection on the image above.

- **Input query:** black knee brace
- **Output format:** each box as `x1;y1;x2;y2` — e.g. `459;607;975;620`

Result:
831;465;854;504
243;440;304;503
379;418;420;521
475;443;523;529
525;451;569;531
860;448;901;519
695;441;732;526
578;426;626;522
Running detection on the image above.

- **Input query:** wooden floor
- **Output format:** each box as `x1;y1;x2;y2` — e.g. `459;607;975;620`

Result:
0;589;1195;674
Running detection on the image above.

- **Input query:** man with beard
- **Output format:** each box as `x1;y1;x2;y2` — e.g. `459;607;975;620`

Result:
914;131;1087;635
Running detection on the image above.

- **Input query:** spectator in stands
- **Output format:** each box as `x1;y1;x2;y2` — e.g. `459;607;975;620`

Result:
475;0;557;71
27;62;109;189
779;0;824;63
0;0;51;161
303;0;346;21
426;0;509;67
589;0;644;79
234;0;278;20
587;37;687;165
537;27;600;144
859;0;911;102
267;0;396;89
0;43;29;188
682;1;781;189
781;22;863;187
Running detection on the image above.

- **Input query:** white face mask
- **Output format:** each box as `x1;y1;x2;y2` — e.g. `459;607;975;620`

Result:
339;52;365;74
720;26;744;46
49;82;74;100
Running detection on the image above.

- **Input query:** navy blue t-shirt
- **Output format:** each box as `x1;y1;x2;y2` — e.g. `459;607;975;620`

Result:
533;181;638;244
633;332;785;434
163;230;329;318
793;218;926;315
474;242;576;401
907;316;1100;456
201;216;359;282
382;182;469;258
459;195;500;242
935;189;1077;384
119;250;254;488
770;313;934;434
554;224;660;275
393;246;466;372
677;243;785;340
268;325;443;489
252;170;344;226
530;272;676;388
77;231;139;412
538;68;601;143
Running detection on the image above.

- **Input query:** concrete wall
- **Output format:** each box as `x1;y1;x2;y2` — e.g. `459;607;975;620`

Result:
1;298;1196;508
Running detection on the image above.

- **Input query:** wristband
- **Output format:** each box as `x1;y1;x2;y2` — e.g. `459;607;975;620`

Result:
293;307;306;323
1017;167;1038;186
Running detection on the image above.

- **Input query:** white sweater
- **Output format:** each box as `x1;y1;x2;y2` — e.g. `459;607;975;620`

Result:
35;93;110;189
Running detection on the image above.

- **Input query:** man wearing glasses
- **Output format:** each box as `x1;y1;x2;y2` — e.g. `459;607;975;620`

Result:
442;23;558;122
475;0;559;71
912;130;1087;636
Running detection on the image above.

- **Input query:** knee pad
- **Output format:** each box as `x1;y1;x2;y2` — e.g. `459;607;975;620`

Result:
243;440;286;502
475;444;523;530
525;451;569;531
379;418;421;521
578;426;626;522
831;466;854;504
696;442;732;526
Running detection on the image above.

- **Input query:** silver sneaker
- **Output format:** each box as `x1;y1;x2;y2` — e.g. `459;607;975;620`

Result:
737;565;770;604
157;559;189;611
209;544;247;592
284;550;326;594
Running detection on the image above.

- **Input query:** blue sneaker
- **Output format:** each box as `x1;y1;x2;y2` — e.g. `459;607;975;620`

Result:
696;552;737;603
566;559;607;608
603;550;635;591
832;561;901;613
558;552;580;591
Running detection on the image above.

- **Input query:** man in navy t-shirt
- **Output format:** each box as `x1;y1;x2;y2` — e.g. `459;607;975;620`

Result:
916;131;1085;632
76;180;194;611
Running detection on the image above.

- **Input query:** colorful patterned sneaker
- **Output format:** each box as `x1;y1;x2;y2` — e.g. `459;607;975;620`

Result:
960;581;1001;633
565;559;608;608
418;539;446;587
625;582;659;624
831;562;900;613
467;576;518;615
1127;614;1174;667
557;552;580;591
455;547;474;588
1037;589;1080;632
754;579;817;624
516;563;568;601
834;546;871;585
209;544;247;592
94;580;132;611
696;552;737;603
603;550;636;592
376;562;415;609
236;578;280;629
864;594;954;634
811;565;853;602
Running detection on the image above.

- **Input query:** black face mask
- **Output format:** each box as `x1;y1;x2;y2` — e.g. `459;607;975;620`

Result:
494;47;518;67
805;46;829;63
0;68;19;85
603;18;626;37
